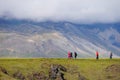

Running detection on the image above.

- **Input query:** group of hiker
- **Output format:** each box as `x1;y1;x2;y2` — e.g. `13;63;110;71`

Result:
96;51;113;60
68;51;113;59
67;51;77;59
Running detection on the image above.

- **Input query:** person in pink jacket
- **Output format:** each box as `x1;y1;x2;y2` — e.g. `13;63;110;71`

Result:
68;51;71;59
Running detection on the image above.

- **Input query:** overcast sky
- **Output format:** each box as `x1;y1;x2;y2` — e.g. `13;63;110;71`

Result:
0;0;120;23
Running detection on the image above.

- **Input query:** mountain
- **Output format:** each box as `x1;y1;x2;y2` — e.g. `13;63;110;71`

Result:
0;19;120;58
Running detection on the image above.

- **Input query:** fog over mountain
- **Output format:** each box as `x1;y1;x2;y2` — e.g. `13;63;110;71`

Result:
0;0;120;23
0;19;120;58
0;0;120;58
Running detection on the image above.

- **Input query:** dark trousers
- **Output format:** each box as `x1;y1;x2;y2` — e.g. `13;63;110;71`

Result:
96;56;99;59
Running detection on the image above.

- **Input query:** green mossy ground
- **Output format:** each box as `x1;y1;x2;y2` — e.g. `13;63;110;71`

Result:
0;58;120;80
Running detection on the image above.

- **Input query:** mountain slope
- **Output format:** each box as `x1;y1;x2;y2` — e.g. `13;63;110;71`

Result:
0;19;120;58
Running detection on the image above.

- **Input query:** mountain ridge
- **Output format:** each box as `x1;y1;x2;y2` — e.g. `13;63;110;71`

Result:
0;19;120;58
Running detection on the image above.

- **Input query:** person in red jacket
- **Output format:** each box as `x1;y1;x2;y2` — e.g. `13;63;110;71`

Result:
96;51;99;60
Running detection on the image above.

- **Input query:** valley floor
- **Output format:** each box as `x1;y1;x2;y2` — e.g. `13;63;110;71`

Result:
0;58;120;80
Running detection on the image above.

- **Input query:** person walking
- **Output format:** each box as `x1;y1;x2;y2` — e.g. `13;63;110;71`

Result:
110;52;113;59
96;51;99;60
74;52;77;59
68;51;71;59
70;52;73;59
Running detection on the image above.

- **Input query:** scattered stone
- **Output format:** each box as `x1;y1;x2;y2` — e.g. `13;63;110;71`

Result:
13;71;25;80
0;64;88;80
57;72;65;80
0;66;8;75
27;71;48;80
58;65;67;72
33;71;48;80
105;64;120;73
49;64;67;80
27;73;33;80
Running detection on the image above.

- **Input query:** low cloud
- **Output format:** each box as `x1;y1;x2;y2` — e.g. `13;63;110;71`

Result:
0;0;120;23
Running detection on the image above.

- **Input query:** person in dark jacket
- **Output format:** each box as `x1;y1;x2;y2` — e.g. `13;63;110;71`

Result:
74;52;77;59
70;52;73;58
110;52;113;59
